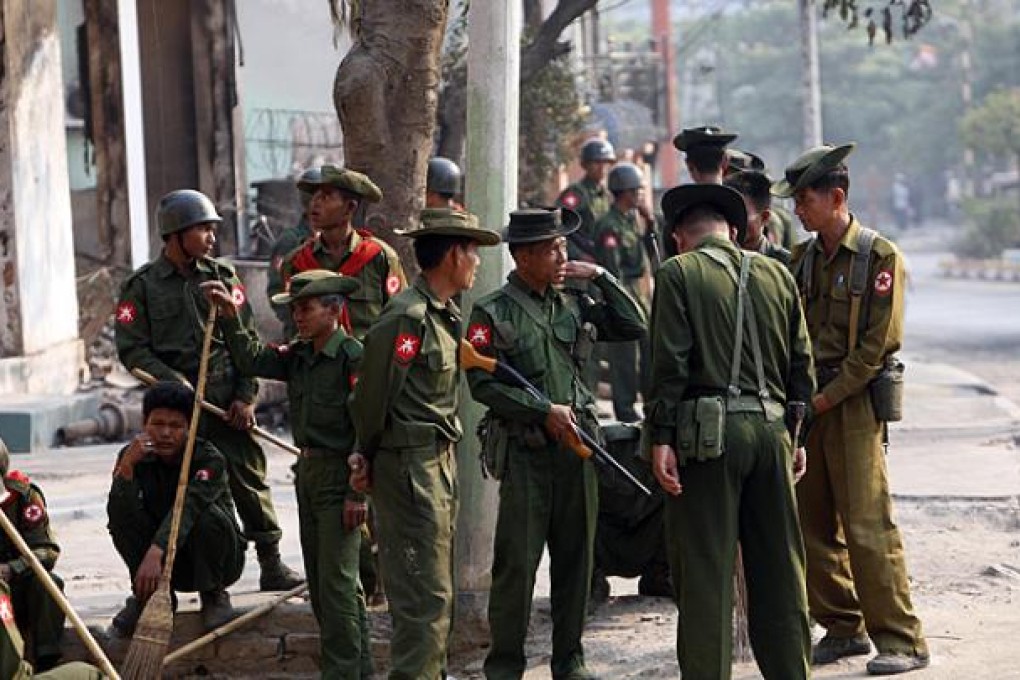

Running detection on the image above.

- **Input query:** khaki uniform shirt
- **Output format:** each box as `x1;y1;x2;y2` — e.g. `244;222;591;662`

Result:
790;216;904;407
350;277;462;452
645;235;814;447
115;254;259;407
279;230;406;340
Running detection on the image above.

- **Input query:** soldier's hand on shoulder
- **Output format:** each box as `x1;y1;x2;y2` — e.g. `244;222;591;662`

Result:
199;281;238;318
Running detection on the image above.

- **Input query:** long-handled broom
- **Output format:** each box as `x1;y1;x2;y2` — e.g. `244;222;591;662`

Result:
121;305;218;678
0;509;120;678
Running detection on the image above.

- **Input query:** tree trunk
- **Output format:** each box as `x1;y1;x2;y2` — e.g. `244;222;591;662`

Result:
333;0;450;271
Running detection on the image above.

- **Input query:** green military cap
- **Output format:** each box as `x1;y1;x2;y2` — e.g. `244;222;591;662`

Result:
395;208;501;246
661;183;747;235
502;208;581;244
771;143;856;198
726;149;766;176
672;125;739;152
271;269;360;305
298;164;383;203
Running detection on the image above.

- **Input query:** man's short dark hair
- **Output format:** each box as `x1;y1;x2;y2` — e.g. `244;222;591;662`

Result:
724;174;771;213
672;205;728;233
414;235;474;271
143;381;195;422
686;145;726;174
805;166;851;196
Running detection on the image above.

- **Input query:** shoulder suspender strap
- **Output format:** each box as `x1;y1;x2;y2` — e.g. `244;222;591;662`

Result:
792;237;817;312
847;227;877;350
741;254;770;400
727;254;749;398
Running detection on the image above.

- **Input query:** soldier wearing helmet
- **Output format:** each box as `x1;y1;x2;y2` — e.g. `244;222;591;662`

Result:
556;138;617;262
115;189;303;594
426;157;465;210
266;168;322;327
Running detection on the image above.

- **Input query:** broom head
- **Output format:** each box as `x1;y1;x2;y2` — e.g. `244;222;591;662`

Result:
121;580;175;679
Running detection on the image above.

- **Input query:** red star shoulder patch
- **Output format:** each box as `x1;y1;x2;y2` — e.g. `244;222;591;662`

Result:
394;333;421;364
0;595;14;625
116;301;137;325
231;283;247;307
349;373;359;390
874;269;894;297
602;233;619;248
385;274;402;296
467;323;492;349
5;470;29;485
194;468;214;482
561;191;580;209
22;503;45;526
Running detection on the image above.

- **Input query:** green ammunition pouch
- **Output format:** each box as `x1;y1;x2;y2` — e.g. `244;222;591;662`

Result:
869;354;905;422
674;396;726;465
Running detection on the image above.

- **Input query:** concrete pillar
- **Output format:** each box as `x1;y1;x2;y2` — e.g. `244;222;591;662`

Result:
117;0;150;270
453;0;521;641
0;0;84;395
799;0;823;148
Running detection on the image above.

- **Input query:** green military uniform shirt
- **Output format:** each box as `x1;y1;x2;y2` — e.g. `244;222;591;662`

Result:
645;235;814;449
1;473;59;578
267;217;313;324
593;206;650;283
769;204;798;249
557;178;611;261
115;254;259;408
279;230;406;340
350;276;462;451
758;236;792;266
790;216;904;406
109;439;238;552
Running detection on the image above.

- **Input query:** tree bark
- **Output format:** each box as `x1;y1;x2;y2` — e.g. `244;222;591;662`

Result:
333;0;450;271
519;0;596;84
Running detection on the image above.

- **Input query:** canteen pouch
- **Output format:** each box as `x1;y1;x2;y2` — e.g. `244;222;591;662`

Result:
477;413;510;481
869;355;905;422
694;396;726;462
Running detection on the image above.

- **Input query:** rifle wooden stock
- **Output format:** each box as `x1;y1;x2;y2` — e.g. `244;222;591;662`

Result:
130;368;300;457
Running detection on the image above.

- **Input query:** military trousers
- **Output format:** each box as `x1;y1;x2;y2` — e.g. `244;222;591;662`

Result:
606;336;650;422
107;486;245;594
293;456;372;679
9;571;65;661
484;438;598;680
797;390;928;656
372;441;458;680
664;412;810;680
201;413;283;546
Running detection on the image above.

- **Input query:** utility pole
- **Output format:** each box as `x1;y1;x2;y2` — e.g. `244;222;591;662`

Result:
455;0;520;640
799;0;823;147
652;0;678;187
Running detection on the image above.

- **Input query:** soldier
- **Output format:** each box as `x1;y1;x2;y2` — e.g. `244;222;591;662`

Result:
556;138;616;262
646;183;814;680
776;144;929;675
466;208;646;680
593;162;652;422
107;381;245;635
267;167;321;329
426;157;465;210
348;208;501;679
204;270;372;679
672;125;738;185
115;189;301;592
280;165;406;340
727;149;798;249
0;439;64;671
1;579;101;679
724;170;792;265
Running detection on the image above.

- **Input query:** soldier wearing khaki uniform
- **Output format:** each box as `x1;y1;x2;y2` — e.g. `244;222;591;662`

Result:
349;209;501;679
778;143;929;675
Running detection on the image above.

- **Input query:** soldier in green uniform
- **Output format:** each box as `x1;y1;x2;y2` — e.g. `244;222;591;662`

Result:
115;189;301;592
107;381;245;635
0;440;65;671
279;165;406;340
267;167;320;328
1;580;100;680
466;208;646;680
348;208;501;679
645;183;814;680
556;139;616;262
593;162;652;422
777;144;929;675
726;149;799;249
204;270;372;679
673;125;738;185
426;157;465;210
724;170;791;265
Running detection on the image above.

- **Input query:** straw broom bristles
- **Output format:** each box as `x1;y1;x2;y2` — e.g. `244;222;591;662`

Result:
121;305;218;678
